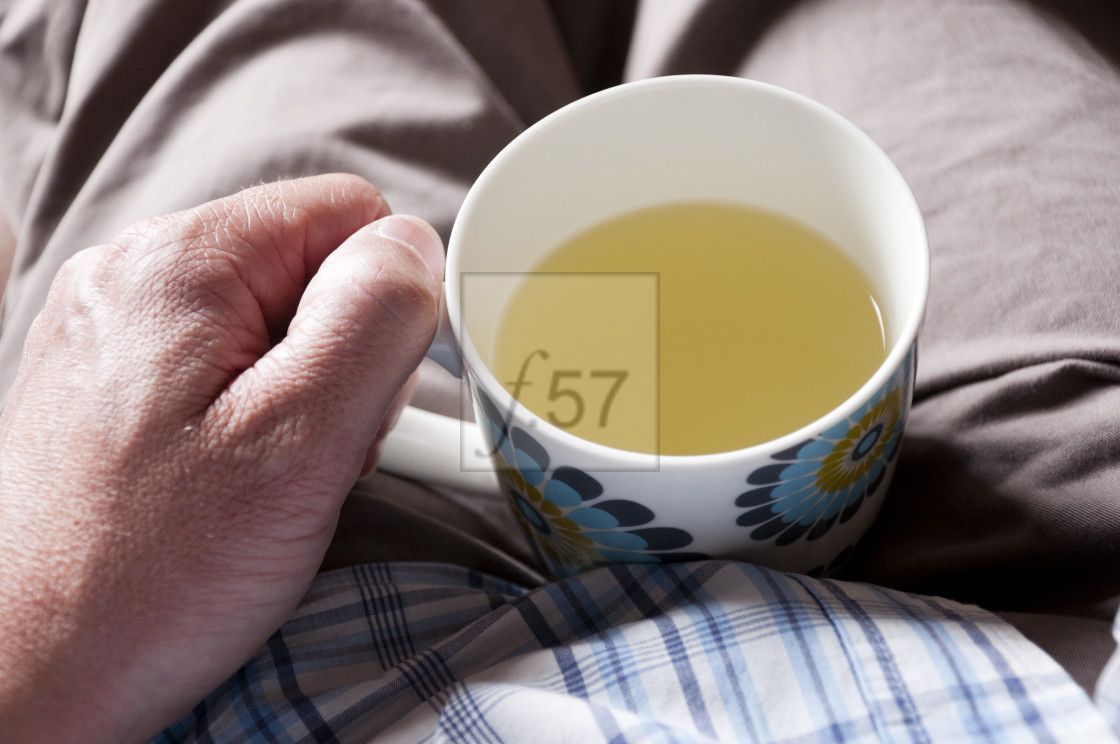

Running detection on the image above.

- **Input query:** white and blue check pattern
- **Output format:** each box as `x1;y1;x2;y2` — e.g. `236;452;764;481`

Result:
155;562;1119;743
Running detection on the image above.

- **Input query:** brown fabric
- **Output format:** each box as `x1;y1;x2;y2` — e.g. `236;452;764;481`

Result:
730;0;1120;610
2;0;1120;689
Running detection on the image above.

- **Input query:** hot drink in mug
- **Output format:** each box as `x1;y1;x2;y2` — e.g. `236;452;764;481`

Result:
387;75;928;579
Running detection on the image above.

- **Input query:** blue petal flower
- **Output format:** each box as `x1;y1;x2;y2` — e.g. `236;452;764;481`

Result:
779;460;820;479
511;427;549;485
543;479;584;507
735;346;916;546
567;506;619;529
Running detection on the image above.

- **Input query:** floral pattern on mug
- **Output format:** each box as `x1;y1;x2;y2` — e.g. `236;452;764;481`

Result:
734;348;915;547
476;392;707;577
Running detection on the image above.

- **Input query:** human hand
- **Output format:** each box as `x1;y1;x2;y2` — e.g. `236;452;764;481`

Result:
0;175;444;742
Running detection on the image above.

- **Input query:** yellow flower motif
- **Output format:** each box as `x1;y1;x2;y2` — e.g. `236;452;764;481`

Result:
482;409;703;575
495;466;600;574
816;388;903;493
736;345;916;547
537;527;599;573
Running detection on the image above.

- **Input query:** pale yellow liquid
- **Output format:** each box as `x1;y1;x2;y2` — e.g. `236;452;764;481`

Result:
492;202;887;455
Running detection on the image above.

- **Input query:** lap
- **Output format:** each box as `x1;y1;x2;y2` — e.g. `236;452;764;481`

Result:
2;0;1119;676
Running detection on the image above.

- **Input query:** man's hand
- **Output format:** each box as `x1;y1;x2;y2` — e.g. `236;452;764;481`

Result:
0;175;444;742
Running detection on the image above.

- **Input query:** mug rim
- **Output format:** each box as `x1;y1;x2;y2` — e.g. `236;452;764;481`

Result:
446;73;929;468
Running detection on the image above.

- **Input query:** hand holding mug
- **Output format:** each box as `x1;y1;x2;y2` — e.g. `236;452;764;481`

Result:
0;175;443;743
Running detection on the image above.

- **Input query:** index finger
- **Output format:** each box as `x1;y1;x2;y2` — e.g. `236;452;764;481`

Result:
119;173;392;336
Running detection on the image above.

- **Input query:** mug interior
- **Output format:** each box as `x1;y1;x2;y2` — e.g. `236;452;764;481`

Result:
448;75;927;458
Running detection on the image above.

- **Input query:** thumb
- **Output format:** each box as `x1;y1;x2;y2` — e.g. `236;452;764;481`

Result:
213;214;445;487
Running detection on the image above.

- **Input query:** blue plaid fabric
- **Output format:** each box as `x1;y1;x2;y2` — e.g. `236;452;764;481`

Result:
155;562;1117;743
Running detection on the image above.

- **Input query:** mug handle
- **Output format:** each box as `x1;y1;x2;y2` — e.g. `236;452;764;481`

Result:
424;292;462;377
371;293;502;495
374;406;500;495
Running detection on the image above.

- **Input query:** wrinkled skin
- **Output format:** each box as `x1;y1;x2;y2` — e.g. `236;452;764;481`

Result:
0;174;444;742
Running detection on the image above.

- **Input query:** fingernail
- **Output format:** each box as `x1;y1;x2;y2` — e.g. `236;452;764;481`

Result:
375;214;445;281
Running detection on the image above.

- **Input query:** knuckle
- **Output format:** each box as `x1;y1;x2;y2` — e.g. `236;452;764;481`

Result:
49;243;127;307
58;242;122;277
24;244;125;357
113;210;241;301
117;210;202;253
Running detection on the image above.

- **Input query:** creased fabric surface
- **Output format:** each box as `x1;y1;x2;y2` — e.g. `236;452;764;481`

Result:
154;562;1116;743
3;0;1120;731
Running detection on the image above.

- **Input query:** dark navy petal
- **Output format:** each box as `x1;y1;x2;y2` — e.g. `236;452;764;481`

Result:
774;519;813;546
478;391;507;433
840;492;866;524
593;500;655;527
551;466;603;501
795;439;838;459
864;462;887;498
746;463;788;486
737;507;780;527
807;512;839;541
750;516;790;541
483;419;509;459
587;531;648;550
511;427;549;467
626;527;693;550
884;431;903;462
773;439;816;461
735;486;777;508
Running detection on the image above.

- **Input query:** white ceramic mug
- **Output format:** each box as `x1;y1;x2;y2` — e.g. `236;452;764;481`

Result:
381;75;928;578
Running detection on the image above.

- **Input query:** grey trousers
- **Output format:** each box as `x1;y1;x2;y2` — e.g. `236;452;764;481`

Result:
2;0;1119;690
